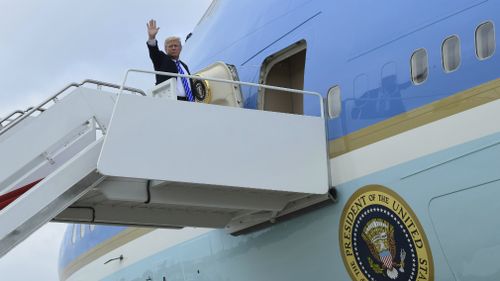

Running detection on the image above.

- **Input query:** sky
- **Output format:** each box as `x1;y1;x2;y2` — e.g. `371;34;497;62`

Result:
0;0;212;280
0;0;212;116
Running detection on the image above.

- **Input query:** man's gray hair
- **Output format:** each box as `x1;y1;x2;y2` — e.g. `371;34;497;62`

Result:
164;36;182;46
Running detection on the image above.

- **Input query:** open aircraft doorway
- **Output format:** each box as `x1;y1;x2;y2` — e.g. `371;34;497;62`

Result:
259;40;307;115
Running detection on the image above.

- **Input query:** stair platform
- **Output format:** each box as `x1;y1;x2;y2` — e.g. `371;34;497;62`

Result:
0;72;330;258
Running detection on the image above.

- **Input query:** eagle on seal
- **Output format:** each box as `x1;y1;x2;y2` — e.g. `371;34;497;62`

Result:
361;218;403;279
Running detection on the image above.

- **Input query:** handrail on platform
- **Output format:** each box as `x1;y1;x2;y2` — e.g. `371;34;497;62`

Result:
0;79;146;137
0;107;46;127
119;69;326;119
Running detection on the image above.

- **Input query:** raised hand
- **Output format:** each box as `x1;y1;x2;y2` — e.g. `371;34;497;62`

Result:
147;19;160;40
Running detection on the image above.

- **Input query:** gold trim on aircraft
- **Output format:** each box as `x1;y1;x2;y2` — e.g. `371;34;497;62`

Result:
330;78;500;158
60;227;154;281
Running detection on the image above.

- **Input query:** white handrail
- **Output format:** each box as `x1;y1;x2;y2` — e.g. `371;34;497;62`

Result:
119;68;326;119
0;110;24;126
0;80;146;137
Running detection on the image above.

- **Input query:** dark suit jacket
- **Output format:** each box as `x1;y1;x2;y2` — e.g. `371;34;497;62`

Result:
147;41;193;87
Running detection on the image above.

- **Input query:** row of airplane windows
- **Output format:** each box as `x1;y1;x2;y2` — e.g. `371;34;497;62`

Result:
327;21;496;119
411;21;496;85
71;224;96;244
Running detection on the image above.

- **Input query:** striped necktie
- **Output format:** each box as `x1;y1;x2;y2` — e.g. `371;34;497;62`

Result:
174;60;194;102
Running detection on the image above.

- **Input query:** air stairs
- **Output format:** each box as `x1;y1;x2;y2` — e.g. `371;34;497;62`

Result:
0;69;332;258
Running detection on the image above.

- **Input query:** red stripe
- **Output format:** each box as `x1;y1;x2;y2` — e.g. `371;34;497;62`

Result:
381;255;392;268
0;179;43;210
0;196;18;210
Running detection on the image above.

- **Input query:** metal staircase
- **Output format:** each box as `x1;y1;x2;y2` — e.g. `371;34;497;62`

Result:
0;69;332;258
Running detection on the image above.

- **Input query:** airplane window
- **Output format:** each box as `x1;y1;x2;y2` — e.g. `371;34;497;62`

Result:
442;35;461;72
71;224;77;244
327;85;341;118
475;21;495;60
80;224;85;238
410;48;428;85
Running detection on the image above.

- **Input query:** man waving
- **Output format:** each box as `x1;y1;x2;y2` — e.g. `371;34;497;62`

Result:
146;19;195;102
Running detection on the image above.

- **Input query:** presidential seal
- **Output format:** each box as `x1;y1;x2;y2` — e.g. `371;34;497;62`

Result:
192;76;212;104
339;185;433;281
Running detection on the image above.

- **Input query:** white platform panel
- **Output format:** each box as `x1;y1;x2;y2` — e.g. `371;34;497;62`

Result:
98;94;328;194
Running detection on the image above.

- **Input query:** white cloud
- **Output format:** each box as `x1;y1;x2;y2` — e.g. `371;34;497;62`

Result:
0;223;67;280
